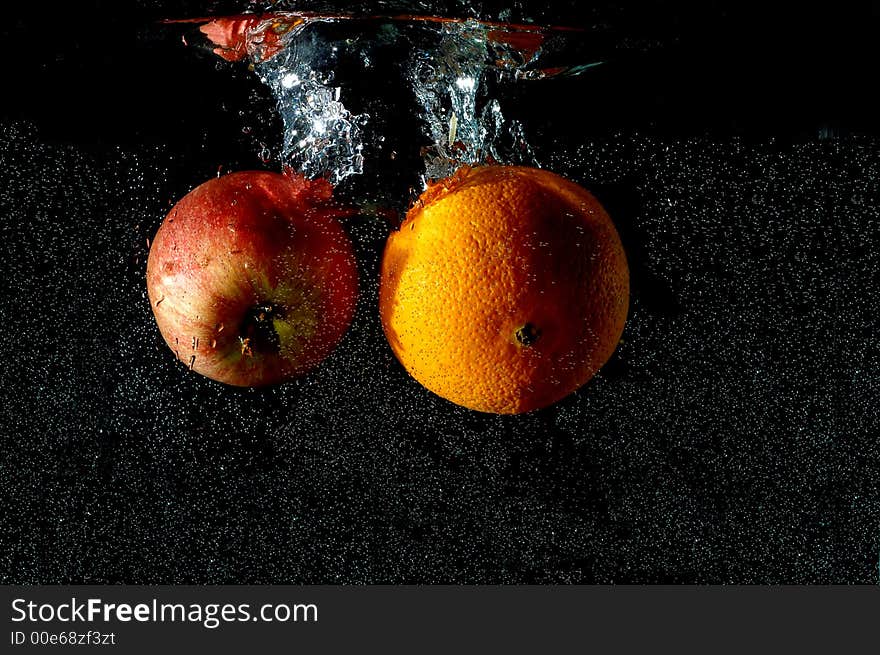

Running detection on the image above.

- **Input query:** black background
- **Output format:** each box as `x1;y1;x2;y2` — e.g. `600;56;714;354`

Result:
1;1;879;583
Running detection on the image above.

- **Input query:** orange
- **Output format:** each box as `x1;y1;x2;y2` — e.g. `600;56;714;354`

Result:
379;165;629;414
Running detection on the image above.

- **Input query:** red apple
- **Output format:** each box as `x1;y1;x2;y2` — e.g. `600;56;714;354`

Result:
146;170;358;386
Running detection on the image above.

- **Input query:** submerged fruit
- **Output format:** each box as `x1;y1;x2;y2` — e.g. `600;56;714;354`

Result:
379;165;629;414
147;170;358;387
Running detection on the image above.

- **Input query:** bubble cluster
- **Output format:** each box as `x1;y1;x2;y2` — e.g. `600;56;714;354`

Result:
3;0;880;584
256;22;369;184
224;13;586;187
405;20;540;180
2;114;878;584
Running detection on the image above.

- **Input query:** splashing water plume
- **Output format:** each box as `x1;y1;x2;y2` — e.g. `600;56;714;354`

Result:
404;18;545;179
188;12;602;187
255;23;369;185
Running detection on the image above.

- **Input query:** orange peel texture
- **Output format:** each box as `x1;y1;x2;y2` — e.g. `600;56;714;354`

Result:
379;165;629;414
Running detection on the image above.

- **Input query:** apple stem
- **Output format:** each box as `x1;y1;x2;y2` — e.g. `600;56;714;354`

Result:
239;303;283;356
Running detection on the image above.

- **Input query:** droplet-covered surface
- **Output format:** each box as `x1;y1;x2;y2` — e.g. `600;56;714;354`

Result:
379;166;629;415
1;2;879;583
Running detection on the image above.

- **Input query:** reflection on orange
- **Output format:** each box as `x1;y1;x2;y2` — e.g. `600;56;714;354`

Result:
199;16;304;62
174;12;583;63
486;29;545;63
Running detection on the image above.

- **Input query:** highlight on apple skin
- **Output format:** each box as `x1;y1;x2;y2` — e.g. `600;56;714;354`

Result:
146;170;358;387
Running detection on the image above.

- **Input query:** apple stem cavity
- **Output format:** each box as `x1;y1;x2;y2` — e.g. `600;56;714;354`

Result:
239;303;283;357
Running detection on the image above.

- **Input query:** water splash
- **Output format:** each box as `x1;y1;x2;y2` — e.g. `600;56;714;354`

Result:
405;19;543;179
254;22;368;184
188;12;601;185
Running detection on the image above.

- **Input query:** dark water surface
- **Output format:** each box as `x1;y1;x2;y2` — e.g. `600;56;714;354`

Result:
1;2;878;583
